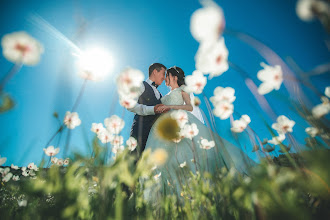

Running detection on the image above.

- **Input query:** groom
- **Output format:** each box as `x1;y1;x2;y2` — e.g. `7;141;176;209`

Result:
128;63;170;159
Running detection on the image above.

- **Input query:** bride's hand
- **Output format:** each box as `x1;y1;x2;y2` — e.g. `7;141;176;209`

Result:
159;105;170;113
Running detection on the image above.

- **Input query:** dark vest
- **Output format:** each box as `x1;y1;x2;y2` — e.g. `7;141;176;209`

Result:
130;81;162;155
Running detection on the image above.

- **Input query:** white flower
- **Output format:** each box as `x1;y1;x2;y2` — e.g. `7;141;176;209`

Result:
12;175;20;181
200;138;215;150
29;170;36;176
1;31;44;65
268;134;286;145
91;123;105;134
271;115;295;134
21;167;26;171
64;158;70;166
1;167;10;176
126;137;137;151
11;164;19;170
183;123;199;139
0;155;7;166
104;115;125;134
63;111;81;129
231;115;251;133
119;95;137;109
51;157;58;164
112;145;124;154
296;0;316;21
97;130;114;144
18;200;27;207
210;87;236;105
111;135;124;147
325;86;330;98
195;37;229;78
116;67;145;95
154;172;161;181
190;5;225;43
184;70;207;94
43;146;60;157
171;110;189;128
305;127;319;137
2;172;13;182
179;161;186;168
213;101;234;120
257;62;283;95
27;162;38;171
22;170;29;177
312;97;330;118
57;159;64;166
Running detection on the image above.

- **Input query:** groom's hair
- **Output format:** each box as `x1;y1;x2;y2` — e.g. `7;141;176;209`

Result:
149;63;166;76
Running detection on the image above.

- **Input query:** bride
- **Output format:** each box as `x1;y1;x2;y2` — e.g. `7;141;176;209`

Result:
144;66;256;196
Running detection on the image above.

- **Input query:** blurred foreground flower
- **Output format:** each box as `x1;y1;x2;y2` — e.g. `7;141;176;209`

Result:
183;123;199;139
27;162;38;171
272;115;295;134
312;96;330;118
171;110;188;128
213;101;234;120
104;115;125;134
257;62;283;95
155;113;180;141
18;200;27;207
184;70;207;94
200;138;215;149
126;137;137;151
151;149;168;166
231;115;251;133
91;123;105;134
2;172;13;182
268;134;286;145
97;130;114;144
195;37;229;78
63;111;81;129
325;86;330;98
1;31;44;65
11;164;19;170
0;155;7;166
305;127;319;137
179;161;186;168
43;145;60;157
190;4;225;43
210;86;236;105
296;0;330;24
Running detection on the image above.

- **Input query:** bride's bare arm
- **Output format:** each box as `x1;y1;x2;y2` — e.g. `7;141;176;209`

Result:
162;91;193;112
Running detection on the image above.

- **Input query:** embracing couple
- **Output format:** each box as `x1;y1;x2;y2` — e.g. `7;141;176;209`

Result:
127;63;255;191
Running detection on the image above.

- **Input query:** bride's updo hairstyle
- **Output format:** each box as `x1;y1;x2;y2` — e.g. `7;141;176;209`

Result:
167;66;186;86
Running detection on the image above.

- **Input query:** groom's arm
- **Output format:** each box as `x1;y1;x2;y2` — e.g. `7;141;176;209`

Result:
126;83;160;115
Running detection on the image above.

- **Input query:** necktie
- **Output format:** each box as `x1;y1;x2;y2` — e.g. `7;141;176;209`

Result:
151;81;159;88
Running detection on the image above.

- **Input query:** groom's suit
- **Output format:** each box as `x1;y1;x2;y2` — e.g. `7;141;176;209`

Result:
130;80;162;158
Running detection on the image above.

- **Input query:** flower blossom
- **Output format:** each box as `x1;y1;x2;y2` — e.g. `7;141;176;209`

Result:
190;5;225;43
210;87;236;105
12;175;20;181
325;86;330;98
63;111;81;129
0;155;7;166
104;115;125;134
268;134;286;145
231;115;251;133
213;101;234;120
51;157;58;164
195;37;229;78
57;159;64;166
18;200;27;207
126;137;137;151
305;127;319;137
200;138;215;150
312;96;330;118
112;145;124;154
154;172;162;181
91;123;105;134
171;110;189;128
11;164;19;170
257;62;283;95
271;115;295;134
64;158;70;166
179;161;186;168
0;167;10;177
1;31;44;65
119;96;137;109
184;70;207;94
2;172;13;182
111;135;124;147
43;146;60;157
296;0;329;21
27;163;38;171
97;130;114;144
183;123;199;139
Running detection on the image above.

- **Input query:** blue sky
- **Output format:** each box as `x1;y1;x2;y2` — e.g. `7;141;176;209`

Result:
0;0;329;166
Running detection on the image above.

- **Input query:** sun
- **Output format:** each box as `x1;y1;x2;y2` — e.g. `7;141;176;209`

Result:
76;47;114;81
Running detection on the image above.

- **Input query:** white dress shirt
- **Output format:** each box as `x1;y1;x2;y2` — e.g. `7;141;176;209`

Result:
127;78;161;116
